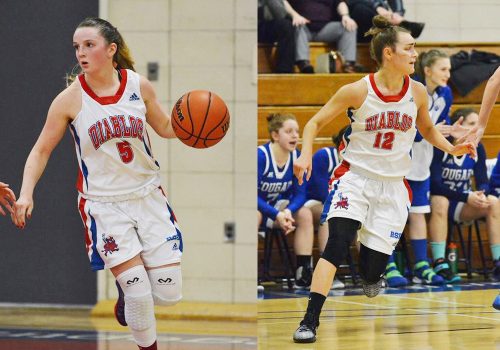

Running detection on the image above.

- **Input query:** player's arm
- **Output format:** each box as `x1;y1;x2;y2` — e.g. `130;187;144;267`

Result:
14;90;73;228
140;76;176;139
474;66;500;144
413;81;475;158
294;80;366;184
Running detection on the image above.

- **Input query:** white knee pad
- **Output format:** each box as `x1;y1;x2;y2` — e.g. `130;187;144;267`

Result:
116;265;155;331
148;265;183;306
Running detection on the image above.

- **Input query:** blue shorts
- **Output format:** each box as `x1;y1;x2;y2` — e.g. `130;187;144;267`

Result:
408;178;430;213
448;200;466;223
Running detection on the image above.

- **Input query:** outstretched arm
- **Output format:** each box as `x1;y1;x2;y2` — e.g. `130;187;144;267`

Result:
473;66;500;144
13;92;72;228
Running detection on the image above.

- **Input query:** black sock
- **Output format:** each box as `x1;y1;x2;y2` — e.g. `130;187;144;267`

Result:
306;292;326;320
296;255;312;268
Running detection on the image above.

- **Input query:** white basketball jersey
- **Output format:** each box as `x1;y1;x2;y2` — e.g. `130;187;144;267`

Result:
70;69;161;198
406;89;448;181
340;74;417;180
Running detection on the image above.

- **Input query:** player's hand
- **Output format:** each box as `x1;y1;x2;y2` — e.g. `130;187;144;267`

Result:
435;120;451;137
467;191;489;209
341;16;357;31
293;155;312;185
390;13;404;25
461;125;485;146
448;141;476;158
0;182;16;216
292;14;310;26
12;195;34;229
276;211;295;234
449;117;472;140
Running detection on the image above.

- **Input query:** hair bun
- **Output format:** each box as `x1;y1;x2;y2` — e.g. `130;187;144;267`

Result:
373;15;392;29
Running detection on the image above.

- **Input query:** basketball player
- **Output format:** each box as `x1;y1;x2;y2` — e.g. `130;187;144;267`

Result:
386;50;460;287
258;113;315;289
292;15;475;343
12;18;181;350
0;182;15;216
429;108;500;284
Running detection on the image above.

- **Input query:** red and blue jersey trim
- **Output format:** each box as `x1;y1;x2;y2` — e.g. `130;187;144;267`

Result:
70;124;89;193
78;197;105;271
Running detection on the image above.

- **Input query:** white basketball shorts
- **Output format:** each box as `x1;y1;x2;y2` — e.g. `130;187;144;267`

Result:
322;167;412;255
77;187;183;271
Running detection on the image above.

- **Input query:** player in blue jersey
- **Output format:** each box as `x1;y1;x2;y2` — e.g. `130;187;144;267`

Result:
0;182;15;216
305;126;348;289
258;113;315;289
384;50;465;287
429;108;500;283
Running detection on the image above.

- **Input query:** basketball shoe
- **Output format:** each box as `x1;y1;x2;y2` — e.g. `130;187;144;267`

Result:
362;278;383;298
293;312;319;343
412;260;445;285
115;281;127;326
433;258;461;283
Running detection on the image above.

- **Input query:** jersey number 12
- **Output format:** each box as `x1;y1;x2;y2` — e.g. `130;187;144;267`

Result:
373;131;394;150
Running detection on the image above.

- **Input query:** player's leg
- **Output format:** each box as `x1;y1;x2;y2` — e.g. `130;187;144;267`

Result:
293;217;360;343
111;256;158;350
305;200;345;289
429;196;460;283
405;179;444;285
293;171;368;343
138;188;184;308
292;206;315;289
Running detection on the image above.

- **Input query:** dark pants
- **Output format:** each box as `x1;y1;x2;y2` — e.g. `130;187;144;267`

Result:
258;17;295;73
348;0;377;43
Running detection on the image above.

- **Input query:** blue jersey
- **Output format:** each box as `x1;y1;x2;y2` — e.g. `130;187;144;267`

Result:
489;152;500;197
257;142;306;220
306;147;340;202
408;85;452;181
430;143;489;202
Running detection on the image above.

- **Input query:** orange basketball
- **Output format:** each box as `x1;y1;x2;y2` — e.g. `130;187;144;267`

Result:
171;90;230;148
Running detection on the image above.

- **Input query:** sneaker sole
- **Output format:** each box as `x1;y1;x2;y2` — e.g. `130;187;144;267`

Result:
293;336;316;343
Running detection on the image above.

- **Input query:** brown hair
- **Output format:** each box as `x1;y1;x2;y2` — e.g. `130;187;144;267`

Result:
415;49;449;80
67;17;135;85
331;125;349;148
266;113;297;142
450;107;477;125
364;15;410;67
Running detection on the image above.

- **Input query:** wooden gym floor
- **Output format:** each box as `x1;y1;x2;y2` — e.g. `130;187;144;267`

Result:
258;281;500;350
0;304;256;350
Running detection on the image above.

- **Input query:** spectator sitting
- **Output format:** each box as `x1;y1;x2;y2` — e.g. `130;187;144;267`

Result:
348;0;425;43
287;0;360;73
258;113;315;289
429;108;500;283
258;0;296;73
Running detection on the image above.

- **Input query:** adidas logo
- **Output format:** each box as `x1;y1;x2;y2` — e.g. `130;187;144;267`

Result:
129;93;140;101
409;97;414;102
172;243;178;251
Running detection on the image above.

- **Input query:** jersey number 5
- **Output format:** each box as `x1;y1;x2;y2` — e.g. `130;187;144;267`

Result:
373;131;395;150
116;141;134;163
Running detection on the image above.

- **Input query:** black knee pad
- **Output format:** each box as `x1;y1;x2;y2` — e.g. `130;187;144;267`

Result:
358;244;390;283
321;217;360;268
